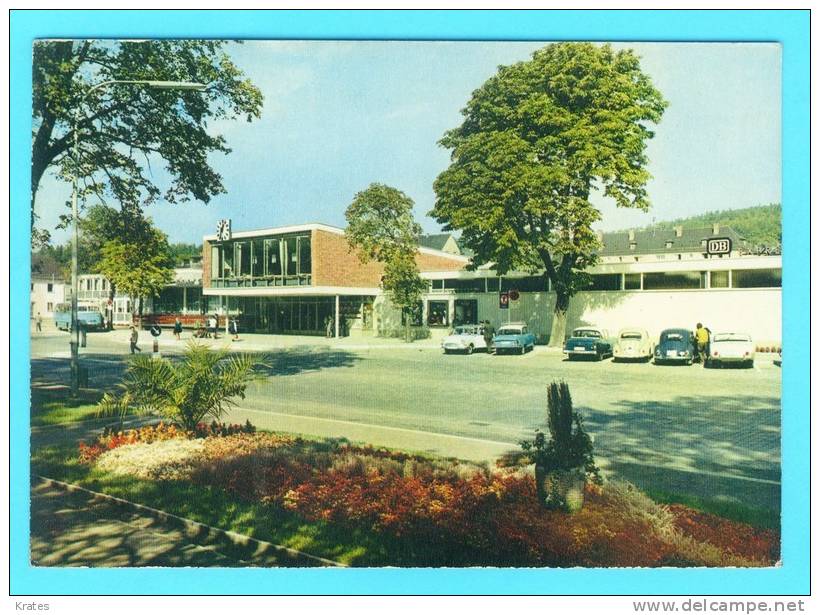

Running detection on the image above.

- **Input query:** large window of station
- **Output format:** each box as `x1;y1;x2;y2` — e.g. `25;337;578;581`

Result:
424;265;782;296
731;268;782;288
210;233;312;288
642;271;704;290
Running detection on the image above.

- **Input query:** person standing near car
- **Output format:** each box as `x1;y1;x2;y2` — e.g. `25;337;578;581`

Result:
695;322;710;364
129;325;141;354
483;320;495;353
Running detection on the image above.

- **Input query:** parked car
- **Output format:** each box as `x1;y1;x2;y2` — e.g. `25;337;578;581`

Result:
654;328;696;365
563;327;613;361
707;332;756;368
492;322;536;355
613;328;654;362
441;324;489;355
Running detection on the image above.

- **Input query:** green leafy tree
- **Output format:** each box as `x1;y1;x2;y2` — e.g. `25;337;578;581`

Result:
432;43;667;345
382;251;429;342
97;342;266;431
345;183;426;342
97;226;175;325
31;40;263;246
168;242;204;266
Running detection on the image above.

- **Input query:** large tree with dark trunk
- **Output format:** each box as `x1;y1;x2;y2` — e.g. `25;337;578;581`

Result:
31;40;263;246
431;43;666;346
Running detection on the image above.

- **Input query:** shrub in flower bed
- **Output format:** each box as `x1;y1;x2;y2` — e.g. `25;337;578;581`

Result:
95;438;206;481
668;504;780;564
77;420;256;464
80;432;780;567
78;422;185;464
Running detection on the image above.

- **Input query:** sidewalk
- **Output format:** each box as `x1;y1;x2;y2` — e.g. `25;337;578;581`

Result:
105;327;444;352
102;327;569;354
30;480;239;567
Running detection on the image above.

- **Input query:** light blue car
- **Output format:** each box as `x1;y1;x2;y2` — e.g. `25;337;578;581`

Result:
492;322;536;355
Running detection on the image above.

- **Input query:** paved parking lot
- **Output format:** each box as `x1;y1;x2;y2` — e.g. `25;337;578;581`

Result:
31;331;781;510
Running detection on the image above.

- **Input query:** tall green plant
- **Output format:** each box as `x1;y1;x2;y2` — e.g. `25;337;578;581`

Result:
521;381;601;478
97;342;267;431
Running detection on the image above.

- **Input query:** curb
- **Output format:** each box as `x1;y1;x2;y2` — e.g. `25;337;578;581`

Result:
35;476;345;568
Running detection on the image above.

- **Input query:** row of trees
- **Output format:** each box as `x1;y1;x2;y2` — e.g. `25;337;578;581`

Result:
32;41;665;343
348;43;666;344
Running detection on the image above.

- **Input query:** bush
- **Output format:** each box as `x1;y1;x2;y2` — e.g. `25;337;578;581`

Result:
520;381;600;510
96;342;267;430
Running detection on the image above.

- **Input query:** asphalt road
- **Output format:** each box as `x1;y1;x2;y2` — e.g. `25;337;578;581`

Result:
30;329;781;510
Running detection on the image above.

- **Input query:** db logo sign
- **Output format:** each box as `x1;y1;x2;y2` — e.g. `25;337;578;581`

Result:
706;237;732;255
499;292;510;309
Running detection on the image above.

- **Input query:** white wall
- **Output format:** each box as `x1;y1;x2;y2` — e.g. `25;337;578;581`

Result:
378;288;781;347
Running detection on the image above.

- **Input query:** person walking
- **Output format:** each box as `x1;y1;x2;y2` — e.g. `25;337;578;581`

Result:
35;312;42;332
173;317;183;341
129;325;141;354
695;322;710;365
325;315;333;338
212;314;220;340
229;317;239;341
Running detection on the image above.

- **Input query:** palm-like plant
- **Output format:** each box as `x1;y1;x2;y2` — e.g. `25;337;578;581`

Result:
97;342;267;431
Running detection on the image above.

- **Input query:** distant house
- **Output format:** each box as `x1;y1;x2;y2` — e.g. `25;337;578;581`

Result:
30;275;66;319
419;233;461;255
30;253;66;319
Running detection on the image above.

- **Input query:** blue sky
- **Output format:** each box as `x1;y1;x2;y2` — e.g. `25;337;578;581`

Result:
35;41;781;245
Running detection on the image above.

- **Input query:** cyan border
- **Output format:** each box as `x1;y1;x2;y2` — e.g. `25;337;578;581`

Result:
10;9;810;595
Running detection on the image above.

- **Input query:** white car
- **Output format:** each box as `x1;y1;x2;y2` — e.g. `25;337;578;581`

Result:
613;328;654;362
441;324;489;355
707;332;756;368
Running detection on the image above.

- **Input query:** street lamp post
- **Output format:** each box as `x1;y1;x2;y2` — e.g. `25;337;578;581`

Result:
69;79;206;396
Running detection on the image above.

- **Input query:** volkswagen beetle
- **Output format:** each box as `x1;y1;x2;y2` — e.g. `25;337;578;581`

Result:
654;328;696;365
613;328;654;362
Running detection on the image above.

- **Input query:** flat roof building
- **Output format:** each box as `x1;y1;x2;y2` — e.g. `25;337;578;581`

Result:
202;221;781;346
202;223;466;337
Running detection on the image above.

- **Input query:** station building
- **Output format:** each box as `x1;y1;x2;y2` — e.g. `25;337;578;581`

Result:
201;223;467;337
203;222;782;346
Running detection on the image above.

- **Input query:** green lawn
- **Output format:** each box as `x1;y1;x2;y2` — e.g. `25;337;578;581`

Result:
30;388;103;427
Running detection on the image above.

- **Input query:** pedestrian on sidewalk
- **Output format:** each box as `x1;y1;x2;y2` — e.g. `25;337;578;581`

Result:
35;312;42;332
129;325;141;354
325;315;333;338
229;317;240;341
173;317;183;341
212;313;220;340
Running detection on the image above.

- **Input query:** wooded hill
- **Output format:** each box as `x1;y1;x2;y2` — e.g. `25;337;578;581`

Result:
624;203;781;248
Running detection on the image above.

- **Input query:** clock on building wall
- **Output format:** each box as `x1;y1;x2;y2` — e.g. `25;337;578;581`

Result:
216;219;232;242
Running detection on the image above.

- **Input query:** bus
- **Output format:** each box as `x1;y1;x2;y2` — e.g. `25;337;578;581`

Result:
54;302;105;331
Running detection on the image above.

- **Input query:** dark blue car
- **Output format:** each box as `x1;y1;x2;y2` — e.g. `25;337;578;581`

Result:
654;328;696;365
563;327;613;361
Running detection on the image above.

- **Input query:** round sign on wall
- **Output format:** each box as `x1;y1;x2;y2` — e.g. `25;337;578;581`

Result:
508;289;520;302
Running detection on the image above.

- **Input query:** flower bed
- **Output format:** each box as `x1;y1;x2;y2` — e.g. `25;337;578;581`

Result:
78;432;780;567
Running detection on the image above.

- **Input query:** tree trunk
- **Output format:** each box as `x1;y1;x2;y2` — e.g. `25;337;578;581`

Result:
547;289;570;348
404;319;410;343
